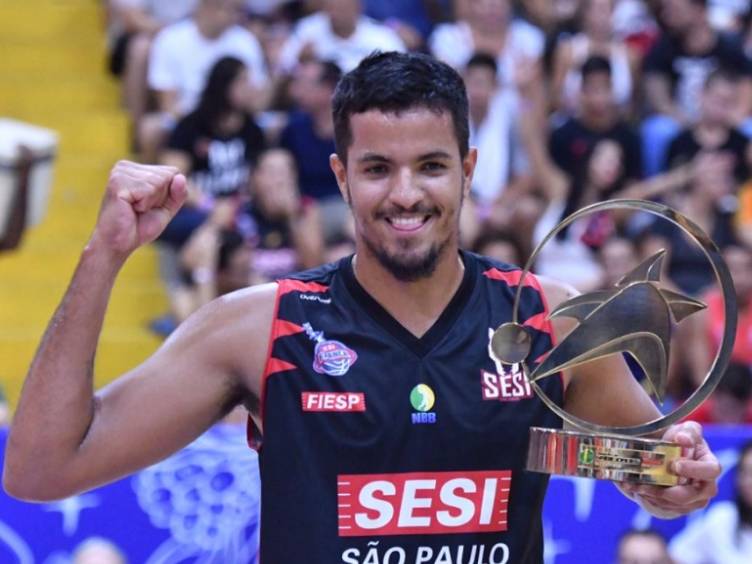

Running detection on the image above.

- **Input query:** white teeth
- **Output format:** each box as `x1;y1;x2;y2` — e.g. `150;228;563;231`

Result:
389;216;426;228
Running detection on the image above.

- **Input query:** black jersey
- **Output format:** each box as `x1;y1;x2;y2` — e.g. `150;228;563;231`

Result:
255;251;564;563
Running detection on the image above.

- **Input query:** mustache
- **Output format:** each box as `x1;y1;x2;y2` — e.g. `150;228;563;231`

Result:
374;204;439;219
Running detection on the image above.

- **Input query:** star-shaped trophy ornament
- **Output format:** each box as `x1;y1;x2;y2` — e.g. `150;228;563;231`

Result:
491;200;737;486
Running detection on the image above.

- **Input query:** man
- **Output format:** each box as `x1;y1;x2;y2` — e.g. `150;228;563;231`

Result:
277;0;405;74
615;528;673;564
280;59;348;242
139;0;269;161
4;52;719;562
641;0;752;176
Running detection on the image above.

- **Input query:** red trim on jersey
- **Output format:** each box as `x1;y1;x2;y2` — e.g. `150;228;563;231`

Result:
522;311;549;333
265;357;298;375
275;319;305;338
526;273;566;392
278;279;329;296
254;282;284;450
483;268;537;288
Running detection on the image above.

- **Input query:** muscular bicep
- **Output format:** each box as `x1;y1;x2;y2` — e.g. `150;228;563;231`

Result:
67;284;276;493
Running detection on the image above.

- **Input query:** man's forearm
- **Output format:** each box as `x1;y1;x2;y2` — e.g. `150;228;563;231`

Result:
4;240;126;498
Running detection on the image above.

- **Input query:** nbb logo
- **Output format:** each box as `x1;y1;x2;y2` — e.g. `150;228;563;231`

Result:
337;470;512;537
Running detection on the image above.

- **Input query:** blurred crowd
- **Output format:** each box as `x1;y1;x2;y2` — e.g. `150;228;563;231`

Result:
104;0;752;441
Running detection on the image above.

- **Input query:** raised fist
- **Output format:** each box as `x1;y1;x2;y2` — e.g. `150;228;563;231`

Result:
92;160;187;257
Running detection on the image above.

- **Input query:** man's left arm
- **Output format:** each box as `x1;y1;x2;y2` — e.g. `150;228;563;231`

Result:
540;277;721;518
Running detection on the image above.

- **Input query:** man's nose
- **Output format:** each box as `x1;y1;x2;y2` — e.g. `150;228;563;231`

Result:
389;167;423;209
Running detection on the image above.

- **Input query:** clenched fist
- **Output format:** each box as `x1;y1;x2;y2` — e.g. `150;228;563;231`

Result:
91;160;187;258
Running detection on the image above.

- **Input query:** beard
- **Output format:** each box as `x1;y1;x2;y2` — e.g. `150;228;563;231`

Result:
346;179;464;282
363;234;450;282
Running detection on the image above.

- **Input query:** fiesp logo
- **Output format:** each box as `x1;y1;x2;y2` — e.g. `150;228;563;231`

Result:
337;470;512;536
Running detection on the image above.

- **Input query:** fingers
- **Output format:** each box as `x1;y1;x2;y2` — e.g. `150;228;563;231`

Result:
673;457;722;482
110;161;182;213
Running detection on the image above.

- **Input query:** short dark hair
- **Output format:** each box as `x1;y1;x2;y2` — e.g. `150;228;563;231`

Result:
332;51;469;164
466;52;497;76
581;55;612;81
718;362;752;401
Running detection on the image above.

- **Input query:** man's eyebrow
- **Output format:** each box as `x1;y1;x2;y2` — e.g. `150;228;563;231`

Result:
418;151;453;161
356;151;453;164
357;153;391;164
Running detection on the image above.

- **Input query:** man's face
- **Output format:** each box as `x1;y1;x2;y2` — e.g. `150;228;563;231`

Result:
204;0;245;34
290;63;330;113
467;0;510;29
617;534;672;564
330;108;476;281
324;0;361;30
464;65;497;118
660;0;701;32
580;71;614;119
701;78;739;127
724;245;752;298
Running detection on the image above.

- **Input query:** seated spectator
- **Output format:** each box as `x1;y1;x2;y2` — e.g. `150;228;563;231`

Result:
162;56;266;200
461;53;538;245
429;0;545;93
238;148;324;281
641;0;752;176
533;56;643;290
641;153;738;295
139;0;269;162
155;56;266;327
551;0;639;115
615;528;673;564
684;243;752;386
598;233;640;289
107;0;198;132
72;536;127;564
277;0;405;74
279;59;349;242
669;440;752;564
664;69;751;190
472;228;526;267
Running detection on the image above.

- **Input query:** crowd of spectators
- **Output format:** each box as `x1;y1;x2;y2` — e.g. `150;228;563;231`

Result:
103;0;752;429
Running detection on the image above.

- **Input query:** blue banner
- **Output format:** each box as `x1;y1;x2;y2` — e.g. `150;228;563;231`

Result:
1;425;750;563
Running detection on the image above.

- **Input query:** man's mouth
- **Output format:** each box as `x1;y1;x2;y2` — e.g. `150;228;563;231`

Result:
384;214;432;232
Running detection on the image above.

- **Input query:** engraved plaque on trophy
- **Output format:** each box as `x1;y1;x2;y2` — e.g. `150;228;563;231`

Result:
491;200;737;486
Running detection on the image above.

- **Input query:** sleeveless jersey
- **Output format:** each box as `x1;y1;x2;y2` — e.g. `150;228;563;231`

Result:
255;251;564;564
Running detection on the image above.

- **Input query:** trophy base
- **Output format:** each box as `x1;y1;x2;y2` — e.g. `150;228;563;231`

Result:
526;427;682;486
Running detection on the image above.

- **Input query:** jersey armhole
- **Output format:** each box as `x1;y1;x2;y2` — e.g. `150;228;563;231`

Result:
247;281;284;451
528;273;567;394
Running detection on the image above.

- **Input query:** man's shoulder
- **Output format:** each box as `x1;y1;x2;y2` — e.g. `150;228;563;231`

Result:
279;258;347;285
292;12;329;36
220;24;263;49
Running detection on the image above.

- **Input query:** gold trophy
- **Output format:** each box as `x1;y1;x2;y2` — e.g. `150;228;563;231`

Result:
491;200;737;486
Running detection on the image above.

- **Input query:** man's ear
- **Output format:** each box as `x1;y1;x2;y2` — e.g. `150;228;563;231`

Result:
330;153;350;205
462;147;478;199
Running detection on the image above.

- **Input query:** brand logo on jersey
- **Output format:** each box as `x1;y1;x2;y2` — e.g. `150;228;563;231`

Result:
303;322;358;376
301;392;366;412
482;329;533;401
336;470;512;537
410;384;437;424
300;294;332;304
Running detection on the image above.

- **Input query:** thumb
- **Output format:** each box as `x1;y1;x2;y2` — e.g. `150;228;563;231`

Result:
164;173;188;217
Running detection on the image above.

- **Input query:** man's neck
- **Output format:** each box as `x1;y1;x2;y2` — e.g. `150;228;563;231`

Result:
470;105;489;129
330;18;357;39
580;111;616;132
352;247;465;338
195;13;222;40
682;22;714;54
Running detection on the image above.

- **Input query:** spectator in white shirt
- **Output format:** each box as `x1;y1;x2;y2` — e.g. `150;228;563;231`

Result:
139;0;269;162
277;0;405;74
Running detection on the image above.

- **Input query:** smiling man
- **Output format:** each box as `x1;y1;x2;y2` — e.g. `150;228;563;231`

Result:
4;52;720;563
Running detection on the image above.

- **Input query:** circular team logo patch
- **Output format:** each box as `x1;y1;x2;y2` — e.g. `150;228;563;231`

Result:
410;384;435;412
313;339;358;377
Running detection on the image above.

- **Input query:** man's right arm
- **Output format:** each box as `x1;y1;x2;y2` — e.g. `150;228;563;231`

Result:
3;162;275;501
